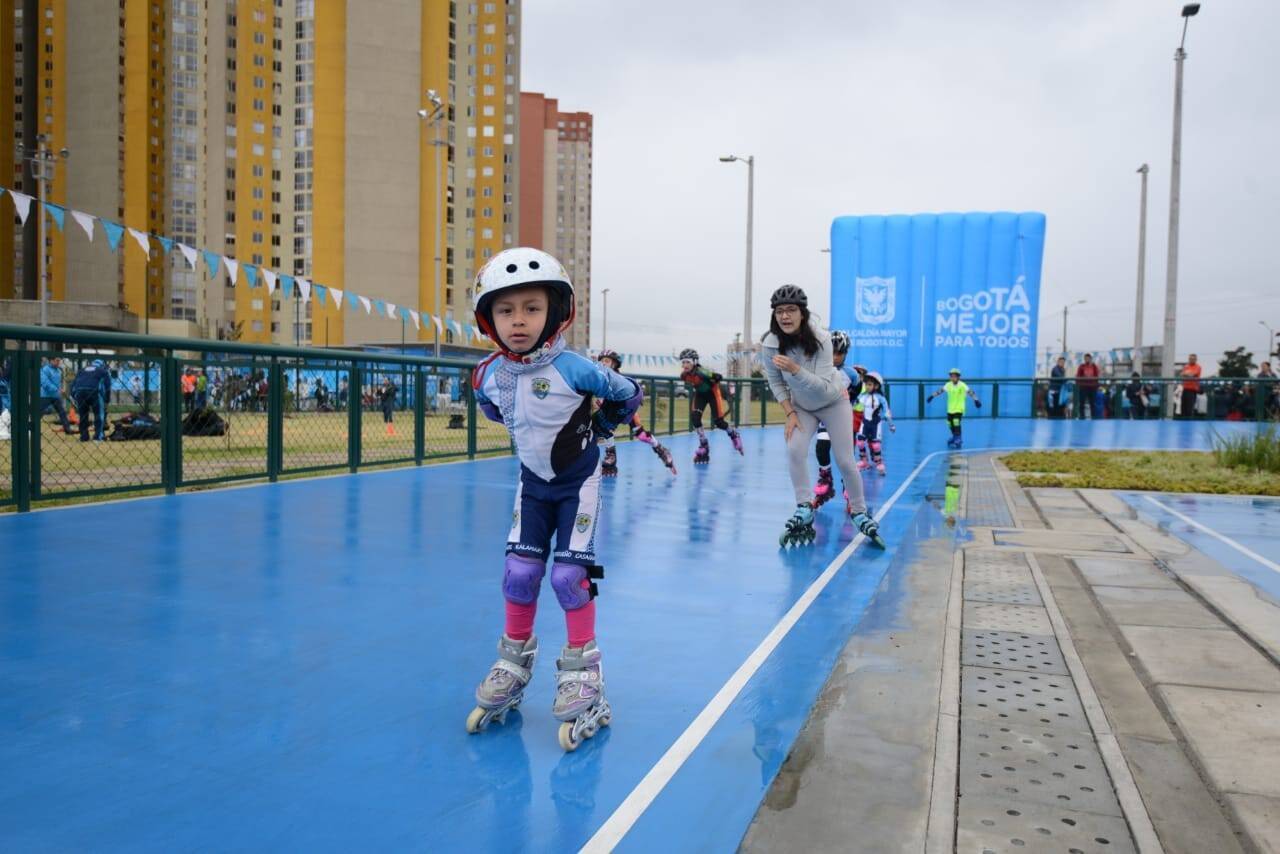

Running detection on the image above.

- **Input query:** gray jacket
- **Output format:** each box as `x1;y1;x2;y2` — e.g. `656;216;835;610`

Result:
760;326;849;412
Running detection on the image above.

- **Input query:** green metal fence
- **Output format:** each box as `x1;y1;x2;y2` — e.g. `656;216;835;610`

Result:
2;323;1277;512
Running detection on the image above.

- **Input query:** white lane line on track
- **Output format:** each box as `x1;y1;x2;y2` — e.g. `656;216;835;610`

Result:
1143;495;1280;577
579;451;943;853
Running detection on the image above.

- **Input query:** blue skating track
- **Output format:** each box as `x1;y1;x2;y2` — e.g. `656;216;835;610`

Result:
0;419;1256;851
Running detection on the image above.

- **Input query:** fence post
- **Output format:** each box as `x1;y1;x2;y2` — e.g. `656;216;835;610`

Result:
759;380;767;426
161;355;181;494
466;379;478;460
267;357;284;482
668;380;676;435
28;351;41;501
348;361;362;472
414;366;426;464
12;348;31;512
647;378;657;434
991;382;1000;418
917;382;925;419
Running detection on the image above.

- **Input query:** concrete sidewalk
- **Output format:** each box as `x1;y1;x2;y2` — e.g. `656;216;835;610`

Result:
744;453;1279;853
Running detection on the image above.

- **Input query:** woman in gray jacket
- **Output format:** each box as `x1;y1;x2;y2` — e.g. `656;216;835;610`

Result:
761;285;884;548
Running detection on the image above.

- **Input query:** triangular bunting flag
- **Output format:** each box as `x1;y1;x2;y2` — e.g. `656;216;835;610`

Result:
242;263;258;288
263;270;277;293
450;319;463;336
313;284;327;305
347;292;359;310
296;277;311;302
222;256;239;285
372;298;385;316
386;302;398;319
127;227;151;255
178;243;198;269
102;220;125;252
71;210;96;241
409;310;421;330
278;274;293;297
8;191;33;224
43;202;66;232
432;314;444;334
328;287;343;307
202;249;221;278
158;236;173;255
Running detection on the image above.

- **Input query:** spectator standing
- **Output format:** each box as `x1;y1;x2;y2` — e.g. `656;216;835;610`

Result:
70;359;112;442
1179;354;1202;419
181;368;196;413
1124;373;1150;420
338;376;349;410
1075;353;1100;419
378;377;398;433
195;370;209;410
1049;356;1067;417
40;357;74;434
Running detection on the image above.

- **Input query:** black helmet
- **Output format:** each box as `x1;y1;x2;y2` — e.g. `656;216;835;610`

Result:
830;330;850;354
679;348;699;362
770;284;808;309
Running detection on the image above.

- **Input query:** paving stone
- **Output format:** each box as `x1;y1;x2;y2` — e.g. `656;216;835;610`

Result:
1072;557;1178;590
965;582;1043;606
1092;585;1224;630
1224;793;1280;854
1158;685;1280;799
991;528;1134;554
964;602;1054;635
1121;625;1280;692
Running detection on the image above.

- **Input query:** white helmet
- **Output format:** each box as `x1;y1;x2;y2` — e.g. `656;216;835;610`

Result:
473;247;575;354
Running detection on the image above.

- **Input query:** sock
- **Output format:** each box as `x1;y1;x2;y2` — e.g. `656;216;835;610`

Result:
504;600;537;641
565;600;596;648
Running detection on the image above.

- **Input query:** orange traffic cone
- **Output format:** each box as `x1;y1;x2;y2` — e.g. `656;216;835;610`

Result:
385;422;395;436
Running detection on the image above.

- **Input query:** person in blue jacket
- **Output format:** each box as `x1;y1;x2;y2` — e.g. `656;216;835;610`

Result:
70;359;112;442
466;247;642;752
40;357;73;434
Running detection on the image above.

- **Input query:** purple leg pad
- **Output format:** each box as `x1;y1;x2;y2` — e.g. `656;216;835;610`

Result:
550;562;591;611
503;554;546;605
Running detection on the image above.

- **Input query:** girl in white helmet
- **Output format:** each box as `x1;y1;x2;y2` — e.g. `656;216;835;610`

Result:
761;285;885;549
467;247;644;751
855;371;895;475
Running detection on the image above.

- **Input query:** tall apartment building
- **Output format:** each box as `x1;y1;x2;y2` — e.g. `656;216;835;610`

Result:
518;92;591;350
3;0;519;347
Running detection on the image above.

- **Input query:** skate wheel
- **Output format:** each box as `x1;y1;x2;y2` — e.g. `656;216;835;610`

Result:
466;706;487;734
599;712;612;728
559;721;579;752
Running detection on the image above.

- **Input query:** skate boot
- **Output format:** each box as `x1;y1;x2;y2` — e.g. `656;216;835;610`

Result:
601;446;618;477
953;438;963;450
467;634;538;734
946;435;958;449
728;427;745;456
876;462;887;477
812;467;836;508
652;442;678;476
857;459;871;472
779;502;817;548
694;439;710;466
850;508;887;549
553;640;611;752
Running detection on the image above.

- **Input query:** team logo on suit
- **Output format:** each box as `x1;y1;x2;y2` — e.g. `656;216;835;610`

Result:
531;378;551;399
575;513;592;533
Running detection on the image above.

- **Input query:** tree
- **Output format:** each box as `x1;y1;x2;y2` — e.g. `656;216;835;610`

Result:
1218;346;1255;378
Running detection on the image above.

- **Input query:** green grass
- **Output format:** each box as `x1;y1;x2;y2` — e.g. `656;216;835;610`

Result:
1212;425;1280;474
1002;448;1280;496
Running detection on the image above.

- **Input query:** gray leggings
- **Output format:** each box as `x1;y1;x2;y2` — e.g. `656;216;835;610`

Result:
787;398;866;514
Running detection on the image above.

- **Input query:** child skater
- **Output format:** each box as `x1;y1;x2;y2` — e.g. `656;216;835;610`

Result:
678;349;744;465
760;284;885;549
812;330;862;507
468;248;644;751
856;371;895;475
926;368;982;448
595;349;677;477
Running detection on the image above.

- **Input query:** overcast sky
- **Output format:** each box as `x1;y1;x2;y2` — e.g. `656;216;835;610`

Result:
521;0;1279;374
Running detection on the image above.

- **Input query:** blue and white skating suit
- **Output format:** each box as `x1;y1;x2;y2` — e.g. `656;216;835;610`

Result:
475;344;641;565
816;365;862;441
857;391;892;442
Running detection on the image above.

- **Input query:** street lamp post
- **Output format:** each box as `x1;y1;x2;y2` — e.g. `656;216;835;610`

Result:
601;287;610;349
1260;321;1275;366
1162;3;1200;412
1062;299;1087;357
418;90;447;359
719;154;754;383
1134;164;1149;363
21;136;70;327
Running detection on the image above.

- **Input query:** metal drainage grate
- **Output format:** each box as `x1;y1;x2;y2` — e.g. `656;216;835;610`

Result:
957;797;1136;854
965;582;1043;606
962;666;1089;732
964;602;1054;635
962;630;1069;675
965;560;1035;587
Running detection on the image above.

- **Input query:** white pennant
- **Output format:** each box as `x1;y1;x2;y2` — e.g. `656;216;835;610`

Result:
263;270;278;293
127;227;151;255
72;209;96;241
329;287;344;307
223;256;239;284
431;314;444;334
296;277;311;302
357;295;372;314
386;302;398;319
409;310;421;330
178;243;198;269
9;191;33;225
